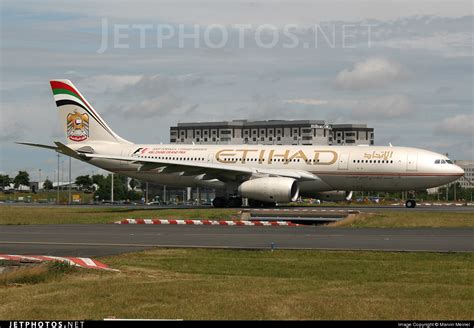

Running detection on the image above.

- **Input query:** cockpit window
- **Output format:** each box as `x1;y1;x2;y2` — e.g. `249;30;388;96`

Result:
435;159;454;164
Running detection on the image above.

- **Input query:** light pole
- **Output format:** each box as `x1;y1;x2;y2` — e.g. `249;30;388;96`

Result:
454;182;457;202
111;173;114;203
61;159;64;188
68;157;72;205
145;181;149;203
57;154;60;204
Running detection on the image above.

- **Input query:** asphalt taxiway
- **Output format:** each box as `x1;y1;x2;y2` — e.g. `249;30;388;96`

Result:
2;202;473;212
0;224;472;257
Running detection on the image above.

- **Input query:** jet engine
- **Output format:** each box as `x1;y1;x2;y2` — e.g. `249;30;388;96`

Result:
315;190;353;201
238;177;299;203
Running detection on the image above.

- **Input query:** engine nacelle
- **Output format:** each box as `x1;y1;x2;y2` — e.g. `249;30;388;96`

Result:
238;177;299;203
315;190;353;201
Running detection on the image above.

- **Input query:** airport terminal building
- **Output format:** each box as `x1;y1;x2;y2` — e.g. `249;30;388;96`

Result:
170;120;374;146
454;160;474;189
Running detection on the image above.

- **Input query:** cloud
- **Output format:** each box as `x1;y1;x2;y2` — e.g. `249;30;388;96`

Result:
434;86;453;95
122;74;204;97
91;74;205;119
50;124;64;140
1;5;473;174
116;95;184;118
335;57;408;90
78;75;143;94
78;74;204;96
380;32;473;58
0;122;25;141
435;115;474;137
284;99;329;106
5;1;470;26
351;94;414;119
247;94;292;120
184;104;200;115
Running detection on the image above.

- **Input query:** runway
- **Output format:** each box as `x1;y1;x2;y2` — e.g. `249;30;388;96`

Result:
2;202;473;213
0;224;472;257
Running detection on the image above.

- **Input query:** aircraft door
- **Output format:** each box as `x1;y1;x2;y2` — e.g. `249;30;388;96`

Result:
406;153;418;171
338;153;349;170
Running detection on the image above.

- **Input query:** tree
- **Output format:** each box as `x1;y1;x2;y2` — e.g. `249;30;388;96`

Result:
92;174;106;186
43;178;53;190
129;178;140;190
0;175;11;189
93;173;129;201
75;175;93;191
13;171;30;189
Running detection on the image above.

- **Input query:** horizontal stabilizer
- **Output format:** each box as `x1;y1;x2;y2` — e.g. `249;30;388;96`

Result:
16;142;57;150
54;142;86;160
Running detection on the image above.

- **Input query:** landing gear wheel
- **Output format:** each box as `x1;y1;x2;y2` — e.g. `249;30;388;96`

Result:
227;197;243;208
213;197;227;208
248;199;277;208
405;199;416;208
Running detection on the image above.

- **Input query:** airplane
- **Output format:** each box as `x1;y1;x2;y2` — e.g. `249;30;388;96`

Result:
18;80;464;208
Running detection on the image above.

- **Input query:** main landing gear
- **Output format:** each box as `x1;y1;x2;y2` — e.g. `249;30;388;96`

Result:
405;199;417;208
248;199;276;208
212;196;277;208
212;196;243;208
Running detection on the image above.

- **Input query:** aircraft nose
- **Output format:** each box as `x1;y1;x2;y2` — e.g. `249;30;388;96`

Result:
452;165;464;177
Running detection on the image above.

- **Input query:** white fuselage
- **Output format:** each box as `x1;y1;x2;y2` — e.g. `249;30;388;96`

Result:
72;143;464;194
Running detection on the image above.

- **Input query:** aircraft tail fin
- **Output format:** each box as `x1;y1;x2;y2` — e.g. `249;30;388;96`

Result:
50;79;131;144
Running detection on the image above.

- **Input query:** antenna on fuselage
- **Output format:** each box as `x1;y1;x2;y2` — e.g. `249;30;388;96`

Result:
389;143;393;147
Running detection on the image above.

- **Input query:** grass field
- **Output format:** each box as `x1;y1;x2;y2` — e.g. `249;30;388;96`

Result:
0;191;94;204
0;206;239;225
0;205;472;227
332;211;474;228
0;248;472;320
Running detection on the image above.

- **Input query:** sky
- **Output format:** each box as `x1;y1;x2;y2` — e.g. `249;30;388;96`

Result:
0;0;473;182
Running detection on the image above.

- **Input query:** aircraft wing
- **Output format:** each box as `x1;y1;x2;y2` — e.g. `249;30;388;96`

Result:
83;153;317;182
